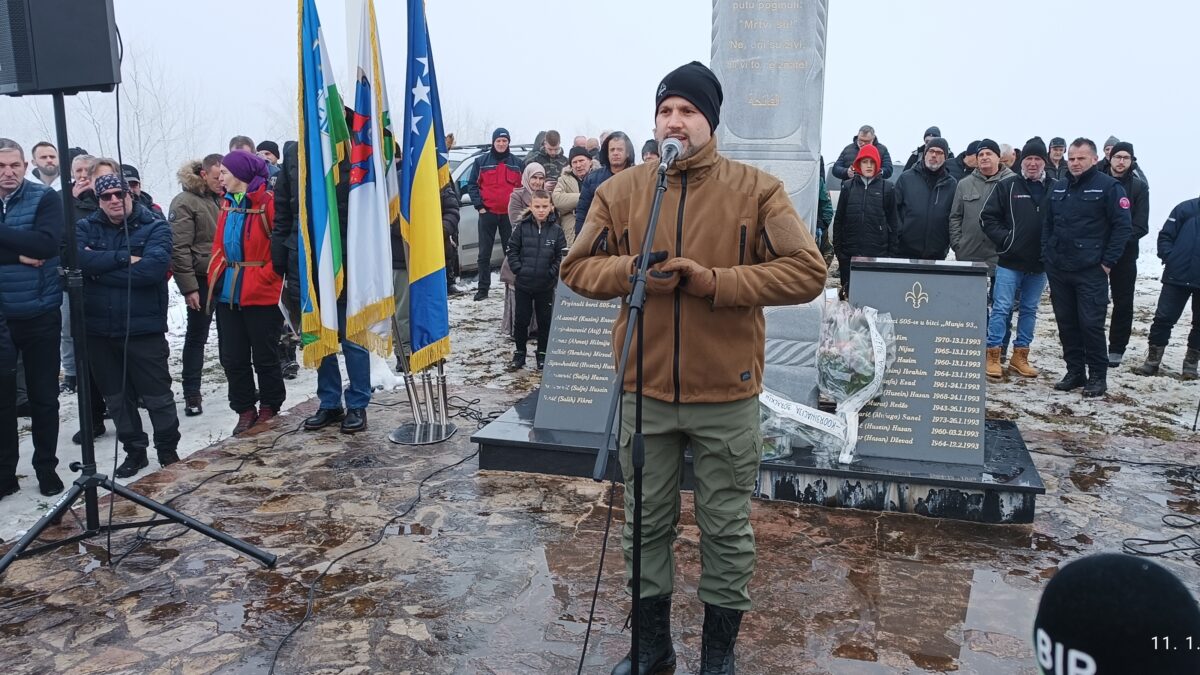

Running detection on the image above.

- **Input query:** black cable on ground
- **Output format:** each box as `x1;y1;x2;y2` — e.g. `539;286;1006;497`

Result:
108;421;305;568
267;446;480;674
1124;514;1200;566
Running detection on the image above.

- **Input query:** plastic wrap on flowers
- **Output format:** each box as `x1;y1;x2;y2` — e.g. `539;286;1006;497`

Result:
819;302;896;404
760;302;896;464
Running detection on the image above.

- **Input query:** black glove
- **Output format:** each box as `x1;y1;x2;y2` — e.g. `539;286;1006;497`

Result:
632;250;669;272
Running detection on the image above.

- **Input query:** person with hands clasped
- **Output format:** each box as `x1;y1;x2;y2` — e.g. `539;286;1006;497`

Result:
562;61;826;675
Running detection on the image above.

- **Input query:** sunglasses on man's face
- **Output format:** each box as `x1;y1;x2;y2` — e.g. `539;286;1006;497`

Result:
99;190;127;202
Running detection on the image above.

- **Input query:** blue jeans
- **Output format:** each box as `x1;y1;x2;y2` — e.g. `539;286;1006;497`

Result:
316;303;372;411
988;266;1047;348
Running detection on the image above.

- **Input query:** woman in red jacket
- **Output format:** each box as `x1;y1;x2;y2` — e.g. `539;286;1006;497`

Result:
207;150;285;435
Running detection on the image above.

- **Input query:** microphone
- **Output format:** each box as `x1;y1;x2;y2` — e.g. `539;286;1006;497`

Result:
658;138;683;173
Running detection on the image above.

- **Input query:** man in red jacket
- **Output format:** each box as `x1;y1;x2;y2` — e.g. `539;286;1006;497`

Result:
465;128;522;301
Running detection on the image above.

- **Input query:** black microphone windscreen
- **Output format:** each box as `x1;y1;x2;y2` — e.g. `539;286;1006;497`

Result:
1033;553;1200;674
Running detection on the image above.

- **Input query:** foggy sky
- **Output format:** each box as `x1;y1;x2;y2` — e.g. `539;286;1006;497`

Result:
1;0;1192;230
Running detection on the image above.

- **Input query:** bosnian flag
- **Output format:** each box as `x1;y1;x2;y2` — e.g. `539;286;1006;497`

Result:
345;0;397;357
399;0;451;372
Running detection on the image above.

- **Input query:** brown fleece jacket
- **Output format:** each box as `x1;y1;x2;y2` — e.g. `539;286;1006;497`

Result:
561;139;827;404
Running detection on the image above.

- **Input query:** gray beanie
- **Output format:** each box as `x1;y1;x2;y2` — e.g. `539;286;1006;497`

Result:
1104;135;1120;148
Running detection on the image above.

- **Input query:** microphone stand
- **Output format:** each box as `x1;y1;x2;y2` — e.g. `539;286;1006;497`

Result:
592;161;671;667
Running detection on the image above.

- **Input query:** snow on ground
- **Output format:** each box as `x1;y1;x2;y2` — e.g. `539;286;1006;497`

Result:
0;274;541;542
5;257;1195;541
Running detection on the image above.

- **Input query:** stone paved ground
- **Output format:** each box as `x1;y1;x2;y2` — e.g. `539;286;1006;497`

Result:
1;384;1199;674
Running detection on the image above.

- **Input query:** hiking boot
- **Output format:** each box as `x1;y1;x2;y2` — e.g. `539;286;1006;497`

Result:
36;471;63;497
157;448;180;467
0;476;18;500
113;452;149;479
1135;345;1165;376
610;594;676;675
699;603;744;674
184;394;203;416
1082;372;1107;398
341;408;367;434
232;410;259;436
447;284;463;296
72;420;106;445
508;352;526;371
1108;351;1124;368
59;376;77;395
473;289;488;301
986;347;1004;381
304;407;345;430
1009;347;1039;378
256;405;279;427
1054;370;1087;391
281;360;300;380
1184;349;1200;381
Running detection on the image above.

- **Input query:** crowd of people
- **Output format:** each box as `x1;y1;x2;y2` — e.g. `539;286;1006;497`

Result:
827;125;1198;399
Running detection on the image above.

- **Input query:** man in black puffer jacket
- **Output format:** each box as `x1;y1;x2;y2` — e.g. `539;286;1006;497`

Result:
894;137;957;260
981;137;1055;381
504;191;565;370
831;124;894;180
833;143;898;297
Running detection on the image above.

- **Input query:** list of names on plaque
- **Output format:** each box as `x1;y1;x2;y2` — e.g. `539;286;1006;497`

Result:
856;316;986;453
850;264;989;464
534;284;621;432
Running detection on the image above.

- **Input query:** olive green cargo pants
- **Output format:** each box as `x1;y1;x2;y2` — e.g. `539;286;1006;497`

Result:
618;393;763;611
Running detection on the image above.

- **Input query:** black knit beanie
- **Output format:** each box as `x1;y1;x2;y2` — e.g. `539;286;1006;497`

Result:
1110;141;1135;159
655;61;723;132
1021;137;1048;163
976;138;1001;157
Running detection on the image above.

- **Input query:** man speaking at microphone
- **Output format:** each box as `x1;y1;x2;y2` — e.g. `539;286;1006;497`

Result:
562;61;827;674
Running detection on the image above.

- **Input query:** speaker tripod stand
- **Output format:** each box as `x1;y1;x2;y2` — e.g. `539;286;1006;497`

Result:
0;92;276;577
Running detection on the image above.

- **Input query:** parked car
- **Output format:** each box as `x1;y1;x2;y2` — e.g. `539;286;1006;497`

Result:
450;143;534;277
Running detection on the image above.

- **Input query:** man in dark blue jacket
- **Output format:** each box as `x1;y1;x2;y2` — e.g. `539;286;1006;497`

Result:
1041;138;1133;397
466;128;523;301
1135;197;1200;378
78;174;180;478
0;139;65;498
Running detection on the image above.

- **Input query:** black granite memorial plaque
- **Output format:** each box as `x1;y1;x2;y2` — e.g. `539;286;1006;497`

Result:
849;258;988;465
533;281;621;432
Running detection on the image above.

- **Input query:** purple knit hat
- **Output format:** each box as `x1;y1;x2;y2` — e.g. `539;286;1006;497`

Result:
221;150;269;192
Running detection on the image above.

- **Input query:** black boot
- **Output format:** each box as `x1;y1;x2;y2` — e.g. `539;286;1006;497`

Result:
699;603;744;675
113;451;149;479
610;595;675;675
1082;370;1107;398
72;420;106;445
1053;370;1087;391
157;448;180;466
340;408;367;434
36;471;63;497
304;407;345;431
0;475;18;499
508;352;526;371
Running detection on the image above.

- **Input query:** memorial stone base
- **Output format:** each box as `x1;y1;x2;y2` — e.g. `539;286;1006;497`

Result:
472;393;1045;524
